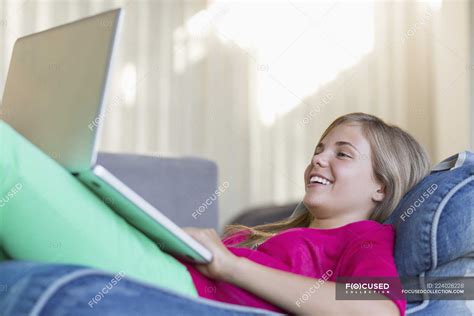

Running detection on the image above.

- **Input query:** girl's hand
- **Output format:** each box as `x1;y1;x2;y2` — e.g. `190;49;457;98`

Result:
182;227;239;282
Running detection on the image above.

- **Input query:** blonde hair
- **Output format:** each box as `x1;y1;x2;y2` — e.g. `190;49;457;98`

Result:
224;112;431;249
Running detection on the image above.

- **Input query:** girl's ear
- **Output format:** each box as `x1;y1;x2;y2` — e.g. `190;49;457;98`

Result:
372;185;385;202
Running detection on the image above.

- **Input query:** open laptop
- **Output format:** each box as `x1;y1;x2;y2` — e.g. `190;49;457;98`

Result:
0;8;212;263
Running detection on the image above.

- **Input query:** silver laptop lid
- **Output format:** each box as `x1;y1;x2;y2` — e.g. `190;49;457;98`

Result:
0;9;122;172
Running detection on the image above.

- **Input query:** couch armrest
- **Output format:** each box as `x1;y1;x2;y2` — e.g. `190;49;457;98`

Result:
97;152;219;231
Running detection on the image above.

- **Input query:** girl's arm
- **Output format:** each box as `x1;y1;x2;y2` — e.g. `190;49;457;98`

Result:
227;256;399;316
183;228;400;316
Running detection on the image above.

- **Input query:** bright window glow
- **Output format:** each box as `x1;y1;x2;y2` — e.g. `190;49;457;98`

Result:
179;0;375;126
121;63;137;107
427;0;443;11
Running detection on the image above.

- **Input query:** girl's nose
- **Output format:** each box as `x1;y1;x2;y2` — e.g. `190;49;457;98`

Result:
312;152;329;168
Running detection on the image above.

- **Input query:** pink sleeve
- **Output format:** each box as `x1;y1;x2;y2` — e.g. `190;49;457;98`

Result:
338;238;406;316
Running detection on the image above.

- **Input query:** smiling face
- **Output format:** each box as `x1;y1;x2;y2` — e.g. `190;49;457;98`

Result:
303;123;385;223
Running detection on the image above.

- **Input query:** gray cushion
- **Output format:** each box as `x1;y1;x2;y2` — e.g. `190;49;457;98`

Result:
97;152;219;231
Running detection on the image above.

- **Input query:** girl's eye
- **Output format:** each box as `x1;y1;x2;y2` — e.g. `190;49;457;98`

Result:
337;152;351;158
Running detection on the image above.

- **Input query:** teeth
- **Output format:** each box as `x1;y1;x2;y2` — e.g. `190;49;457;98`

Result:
310;176;331;185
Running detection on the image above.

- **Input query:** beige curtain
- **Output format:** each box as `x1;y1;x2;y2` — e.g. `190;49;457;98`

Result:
0;1;471;227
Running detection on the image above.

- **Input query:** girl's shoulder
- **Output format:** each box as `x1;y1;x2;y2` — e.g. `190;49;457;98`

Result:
272;220;396;247
280;220;395;235
221;228;252;246
221;220;396;248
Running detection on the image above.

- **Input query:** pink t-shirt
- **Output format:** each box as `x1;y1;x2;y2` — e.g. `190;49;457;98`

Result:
181;220;406;315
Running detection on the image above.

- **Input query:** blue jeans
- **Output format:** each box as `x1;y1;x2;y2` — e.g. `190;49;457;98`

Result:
0;261;283;316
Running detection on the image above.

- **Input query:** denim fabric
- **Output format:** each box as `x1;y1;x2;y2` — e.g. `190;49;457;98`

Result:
384;151;474;315
385;151;474;276
406;299;474;316
0;261;283;316
404;258;474;315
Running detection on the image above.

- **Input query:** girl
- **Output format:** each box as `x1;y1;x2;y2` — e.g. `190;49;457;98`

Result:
183;112;430;316
0;112;429;315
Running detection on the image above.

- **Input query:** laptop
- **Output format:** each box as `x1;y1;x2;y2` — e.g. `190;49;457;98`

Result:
0;8;213;263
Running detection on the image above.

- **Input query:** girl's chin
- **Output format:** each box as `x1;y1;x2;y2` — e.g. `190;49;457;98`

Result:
303;195;324;208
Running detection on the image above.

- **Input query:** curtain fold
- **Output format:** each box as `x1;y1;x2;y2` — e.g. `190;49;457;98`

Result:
0;0;471;226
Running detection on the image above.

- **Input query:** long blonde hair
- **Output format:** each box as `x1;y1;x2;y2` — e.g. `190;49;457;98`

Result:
224;112;431;249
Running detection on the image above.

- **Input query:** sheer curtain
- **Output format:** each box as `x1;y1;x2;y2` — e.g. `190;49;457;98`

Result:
0;0;471;226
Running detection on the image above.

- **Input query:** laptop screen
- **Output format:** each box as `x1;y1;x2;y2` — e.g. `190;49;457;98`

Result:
0;9;121;172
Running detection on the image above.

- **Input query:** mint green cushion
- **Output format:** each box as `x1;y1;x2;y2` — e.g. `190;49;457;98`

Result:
0;121;197;297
